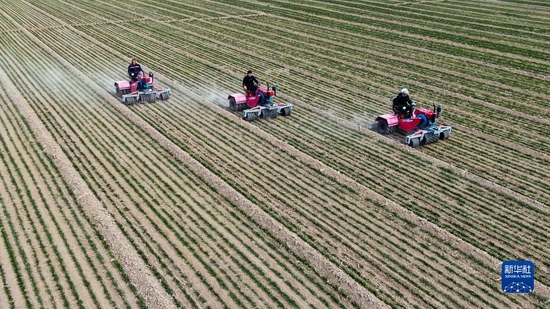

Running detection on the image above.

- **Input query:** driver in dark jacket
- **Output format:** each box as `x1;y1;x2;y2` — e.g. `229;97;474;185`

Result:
127;59;145;89
392;88;414;118
242;70;259;95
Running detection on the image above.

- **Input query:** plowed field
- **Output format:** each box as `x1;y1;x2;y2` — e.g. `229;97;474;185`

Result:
0;0;548;308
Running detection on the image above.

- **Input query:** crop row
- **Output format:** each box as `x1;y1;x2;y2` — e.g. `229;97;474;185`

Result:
25;0;550;264
2;0;550;307
31;18;550;304
0;13;370;308
0;66;142;308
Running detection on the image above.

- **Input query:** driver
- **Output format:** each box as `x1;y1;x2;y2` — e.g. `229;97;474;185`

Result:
242;70;259;95
127;59;145;89
392;88;414;118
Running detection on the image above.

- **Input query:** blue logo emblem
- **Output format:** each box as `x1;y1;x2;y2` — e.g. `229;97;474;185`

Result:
501;260;534;293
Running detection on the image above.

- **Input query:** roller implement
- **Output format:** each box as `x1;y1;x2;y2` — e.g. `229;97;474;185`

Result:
227;83;293;121
114;72;171;105
375;102;451;147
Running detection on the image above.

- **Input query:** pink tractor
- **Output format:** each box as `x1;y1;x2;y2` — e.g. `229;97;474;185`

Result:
375;102;452;147
114;72;171;105
227;83;293;121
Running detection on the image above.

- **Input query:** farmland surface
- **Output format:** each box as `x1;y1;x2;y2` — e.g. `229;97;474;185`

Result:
0;0;549;308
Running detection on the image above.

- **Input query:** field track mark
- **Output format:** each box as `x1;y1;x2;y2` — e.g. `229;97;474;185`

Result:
166;12;266;23
0;12;176;309
8;3;389;306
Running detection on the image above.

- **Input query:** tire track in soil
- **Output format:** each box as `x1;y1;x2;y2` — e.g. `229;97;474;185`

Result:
8;3;390;307
0;14;177;309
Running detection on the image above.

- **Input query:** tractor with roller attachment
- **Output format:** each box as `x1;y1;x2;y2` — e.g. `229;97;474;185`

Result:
227;83;293;121
375;101;451;148
114;71;171;105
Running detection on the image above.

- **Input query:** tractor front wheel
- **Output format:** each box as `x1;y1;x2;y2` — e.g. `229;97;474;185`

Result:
244;112;258;121
124;97;136;105
280;107;292;116
160;92;170;101
409;138;420;148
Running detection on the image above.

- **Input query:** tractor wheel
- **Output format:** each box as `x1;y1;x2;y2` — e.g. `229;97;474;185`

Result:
125;97;136;105
229;97;237;111
377;120;391;134
160;92;170;101
116;85;121;96
409;138;420;148
280;107;292;116
425;132;439;144
440;130;450;140
244;112;258;121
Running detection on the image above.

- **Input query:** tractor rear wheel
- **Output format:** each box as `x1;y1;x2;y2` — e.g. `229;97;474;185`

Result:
116;85;121;96
409;138;420;148
229;97;237;111
377;120;391;134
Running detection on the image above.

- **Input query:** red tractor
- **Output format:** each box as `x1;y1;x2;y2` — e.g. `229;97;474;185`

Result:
375;102;451;147
227;83;293;121
114;72;171;105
